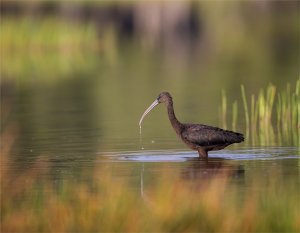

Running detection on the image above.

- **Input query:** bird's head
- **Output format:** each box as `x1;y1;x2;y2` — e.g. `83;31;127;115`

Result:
139;92;172;127
157;92;172;104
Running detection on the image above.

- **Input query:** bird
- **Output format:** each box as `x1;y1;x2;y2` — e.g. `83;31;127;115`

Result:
139;92;244;158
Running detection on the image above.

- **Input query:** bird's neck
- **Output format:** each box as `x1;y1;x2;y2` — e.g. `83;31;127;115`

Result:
166;100;182;134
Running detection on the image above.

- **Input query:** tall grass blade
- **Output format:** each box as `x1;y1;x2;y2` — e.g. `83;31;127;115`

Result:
220;89;227;129
250;94;258;145
241;85;249;137
232;100;238;131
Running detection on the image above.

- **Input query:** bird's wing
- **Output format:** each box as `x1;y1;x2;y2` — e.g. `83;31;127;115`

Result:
181;124;244;147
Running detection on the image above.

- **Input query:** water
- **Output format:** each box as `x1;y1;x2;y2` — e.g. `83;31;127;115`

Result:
101;147;299;181
1;61;299;233
111;147;300;162
3;117;299;181
2;69;299;189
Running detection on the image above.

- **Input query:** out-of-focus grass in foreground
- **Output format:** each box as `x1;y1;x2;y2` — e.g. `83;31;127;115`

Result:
1;124;299;232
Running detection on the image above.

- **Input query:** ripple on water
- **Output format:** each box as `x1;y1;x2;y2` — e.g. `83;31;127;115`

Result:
102;147;300;162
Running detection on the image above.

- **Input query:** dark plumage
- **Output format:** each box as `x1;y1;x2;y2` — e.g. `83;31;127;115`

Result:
139;92;244;158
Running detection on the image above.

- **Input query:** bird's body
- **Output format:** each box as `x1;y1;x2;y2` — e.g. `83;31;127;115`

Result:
139;92;244;158
177;123;244;157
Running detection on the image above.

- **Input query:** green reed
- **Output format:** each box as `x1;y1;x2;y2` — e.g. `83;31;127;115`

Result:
231;100;238;131
240;85;250;138
221;79;299;145
277;81;300;145
220;89;227;130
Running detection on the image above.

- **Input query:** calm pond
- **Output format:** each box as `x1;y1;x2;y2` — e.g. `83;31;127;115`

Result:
1;43;299;233
2;62;299;193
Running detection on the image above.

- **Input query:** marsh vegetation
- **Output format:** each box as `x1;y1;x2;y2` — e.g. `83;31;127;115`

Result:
1;1;299;232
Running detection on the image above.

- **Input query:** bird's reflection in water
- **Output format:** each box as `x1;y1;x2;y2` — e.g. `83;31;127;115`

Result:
140;158;245;207
182;157;245;180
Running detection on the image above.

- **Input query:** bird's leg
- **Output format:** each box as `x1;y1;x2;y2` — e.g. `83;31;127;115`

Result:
197;148;208;158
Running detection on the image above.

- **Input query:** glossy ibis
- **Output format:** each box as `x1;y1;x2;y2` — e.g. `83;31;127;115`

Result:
139;92;244;158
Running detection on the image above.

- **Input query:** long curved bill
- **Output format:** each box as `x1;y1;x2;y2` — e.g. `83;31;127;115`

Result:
139;99;159;127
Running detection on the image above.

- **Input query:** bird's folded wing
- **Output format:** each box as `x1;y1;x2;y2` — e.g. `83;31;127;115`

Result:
181;125;243;147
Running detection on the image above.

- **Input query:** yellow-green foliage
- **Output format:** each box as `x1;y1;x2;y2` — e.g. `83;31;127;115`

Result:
1;124;299;232
1;17;117;80
1;17;98;52
2;162;299;232
221;79;300;146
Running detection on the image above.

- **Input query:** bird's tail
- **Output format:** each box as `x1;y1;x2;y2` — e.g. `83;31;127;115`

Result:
235;132;244;142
